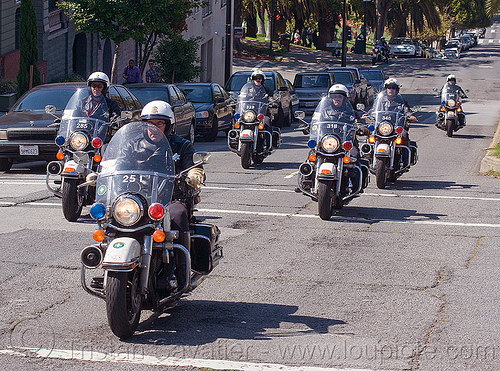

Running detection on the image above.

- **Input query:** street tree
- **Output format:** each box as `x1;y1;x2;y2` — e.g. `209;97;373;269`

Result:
59;0;202;83
17;0;42;97
154;36;203;83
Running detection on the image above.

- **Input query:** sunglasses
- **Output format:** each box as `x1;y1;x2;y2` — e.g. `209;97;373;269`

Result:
91;83;104;89
387;86;397;90
331;94;344;99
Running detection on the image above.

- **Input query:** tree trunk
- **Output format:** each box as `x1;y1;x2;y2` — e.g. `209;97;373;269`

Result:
257;7;266;35
246;15;257;38
111;42;121;84
265;9;272;41
375;0;393;40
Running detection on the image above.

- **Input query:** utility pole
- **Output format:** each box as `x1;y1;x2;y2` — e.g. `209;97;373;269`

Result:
341;0;347;67
224;0;232;84
269;0;276;57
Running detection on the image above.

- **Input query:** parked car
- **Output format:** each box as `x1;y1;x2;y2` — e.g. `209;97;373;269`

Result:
389;37;418;57
359;68;386;94
443;40;461;59
325;66;374;106
177;82;234;142
0;82;142;171
284;78;299;120
224;70;293;127
292;72;335;115
328;70;357;106
126;83;196;143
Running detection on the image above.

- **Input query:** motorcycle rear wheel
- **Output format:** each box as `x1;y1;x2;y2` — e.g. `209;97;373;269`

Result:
240;142;252;169
446;119;454;137
375;159;387;189
318;181;333;220
62;178;83;222
106;270;141;339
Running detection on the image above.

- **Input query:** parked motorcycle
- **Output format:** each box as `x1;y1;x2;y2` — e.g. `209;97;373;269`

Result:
435;84;467;137
227;85;281;169
360;95;418;189
80;121;222;339
45;88;118;221
295;100;369;220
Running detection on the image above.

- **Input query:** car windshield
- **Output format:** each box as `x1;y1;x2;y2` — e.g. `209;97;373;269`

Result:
360;70;384;81
293;74;330;89
127;87;170;106
12;87;78;112
332;71;354;85
227;73;275;92
392;38;412;45
179;85;213;103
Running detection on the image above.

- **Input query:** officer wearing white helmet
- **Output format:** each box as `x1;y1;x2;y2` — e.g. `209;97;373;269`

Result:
439;74;467;127
141;100;205;289
85;72;121;119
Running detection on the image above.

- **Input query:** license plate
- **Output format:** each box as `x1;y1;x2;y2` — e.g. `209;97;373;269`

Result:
19;145;39;156
305;102;315;107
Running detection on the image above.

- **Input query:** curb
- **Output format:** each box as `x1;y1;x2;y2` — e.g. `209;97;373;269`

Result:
480;121;500;174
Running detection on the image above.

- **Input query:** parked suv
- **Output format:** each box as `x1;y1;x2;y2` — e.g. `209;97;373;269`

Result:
325;67;374;106
224;70;293;127
292;72;335;115
0;82;142;171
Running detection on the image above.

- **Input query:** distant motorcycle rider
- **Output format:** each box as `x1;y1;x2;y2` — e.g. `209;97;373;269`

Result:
141;100;205;290
438;74;468;128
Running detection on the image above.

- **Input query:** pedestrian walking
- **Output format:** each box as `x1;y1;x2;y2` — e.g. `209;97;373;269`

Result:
122;59;142;84
146;60;160;83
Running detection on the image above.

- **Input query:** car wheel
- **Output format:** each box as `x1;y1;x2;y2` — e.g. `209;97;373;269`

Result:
0;158;13;171
203;117;219;142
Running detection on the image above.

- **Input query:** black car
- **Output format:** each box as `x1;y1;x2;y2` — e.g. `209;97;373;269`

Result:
359;68;387;94
126;83;196;143
0;82;142;171
325;66;374;106
177;82;234;142
224;70;294;127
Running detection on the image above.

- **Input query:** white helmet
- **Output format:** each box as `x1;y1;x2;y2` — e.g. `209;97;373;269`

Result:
328;83;349;97
141;100;175;137
447;74;456;81
384;77;400;91
251;70;266;82
87;72;110;92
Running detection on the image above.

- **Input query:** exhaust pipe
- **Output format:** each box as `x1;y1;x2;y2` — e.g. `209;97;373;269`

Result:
81;245;103;269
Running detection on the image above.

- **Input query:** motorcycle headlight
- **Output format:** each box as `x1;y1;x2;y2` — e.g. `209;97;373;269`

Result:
321;135;340;153
112;195;143;226
447;99;456;107
70;132;89;151
378;122;393;136
243;110;256;122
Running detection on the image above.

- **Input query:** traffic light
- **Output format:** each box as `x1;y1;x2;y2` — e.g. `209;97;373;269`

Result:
275;13;281;21
346;26;352;40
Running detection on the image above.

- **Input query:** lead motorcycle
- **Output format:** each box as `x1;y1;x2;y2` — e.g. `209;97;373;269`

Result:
295;98;369;220
435;84;467;137
228;84;281;168
360;93;418;189
80;121;222;339
45;88;118;221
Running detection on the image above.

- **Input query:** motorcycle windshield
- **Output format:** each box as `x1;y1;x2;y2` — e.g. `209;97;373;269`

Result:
96;121;176;207
441;84;459;102
236;83;268;117
371;92;407;127
309;96;356;143
58;88;110;142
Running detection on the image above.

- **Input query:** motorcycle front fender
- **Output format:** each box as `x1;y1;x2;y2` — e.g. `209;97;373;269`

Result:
374;143;391;157
317;162;336;180
102;237;141;271
239;129;254;142
61;160;86;177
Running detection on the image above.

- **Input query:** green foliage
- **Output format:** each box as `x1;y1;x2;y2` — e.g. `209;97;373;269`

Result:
0;79;17;95
154;36;204;83
453;0;491;29
17;0;42;97
494;142;500;159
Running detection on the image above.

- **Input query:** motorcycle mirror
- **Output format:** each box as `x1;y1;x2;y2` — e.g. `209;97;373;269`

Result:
356;103;366;111
193;151;211;164
294;111;306;120
465;89;470;93
45;105;56;115
121;111;133;120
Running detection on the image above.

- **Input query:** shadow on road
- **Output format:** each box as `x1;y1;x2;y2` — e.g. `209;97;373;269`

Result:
128;300;346;346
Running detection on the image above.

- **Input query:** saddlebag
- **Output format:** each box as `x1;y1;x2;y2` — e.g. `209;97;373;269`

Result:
190;223;222;274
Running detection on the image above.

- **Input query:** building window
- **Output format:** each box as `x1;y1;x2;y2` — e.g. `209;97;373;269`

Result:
202;0;212;17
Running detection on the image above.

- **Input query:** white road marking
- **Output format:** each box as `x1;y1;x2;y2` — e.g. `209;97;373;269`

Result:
489;39;494;43
285;171;299;179
197;208;500;228
0;347;381;371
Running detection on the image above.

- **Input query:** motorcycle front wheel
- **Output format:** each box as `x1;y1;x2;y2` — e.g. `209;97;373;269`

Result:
62;178;83;222
240;142;252;169
106;270;141;339
375;159;387;189
318;180;333;220
446;119;454;137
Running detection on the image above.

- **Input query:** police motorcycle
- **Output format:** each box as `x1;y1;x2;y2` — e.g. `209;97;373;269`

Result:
80;121;222;339
435;83;467;137
227;83;281;169
372;40;389;65
45;88;117;222
295;96;369;220
360;93;418;189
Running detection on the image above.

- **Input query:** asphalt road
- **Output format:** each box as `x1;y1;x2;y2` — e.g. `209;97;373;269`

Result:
0;24;500;371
